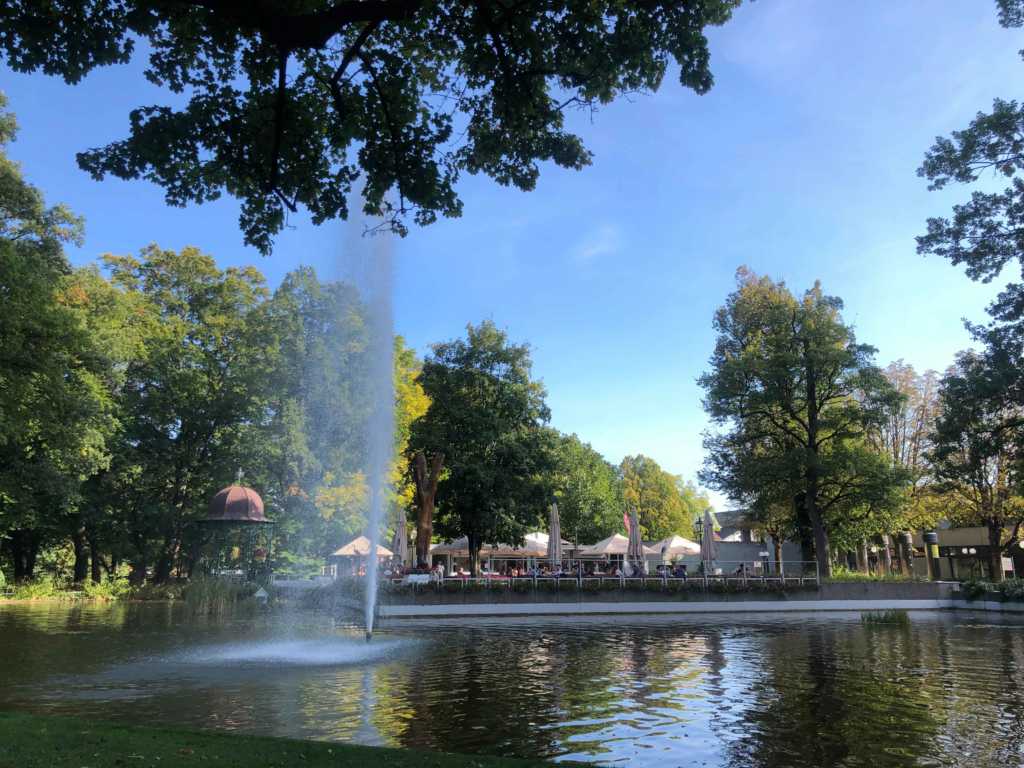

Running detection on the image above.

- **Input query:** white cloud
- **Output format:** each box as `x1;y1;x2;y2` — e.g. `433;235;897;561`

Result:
573;224;621;264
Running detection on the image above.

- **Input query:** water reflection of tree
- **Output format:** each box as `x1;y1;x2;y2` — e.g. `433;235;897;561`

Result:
932;619;1024;766
724;623;941;768
381;623;713;760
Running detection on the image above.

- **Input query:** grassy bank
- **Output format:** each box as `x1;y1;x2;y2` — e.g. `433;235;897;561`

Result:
0;575;267;607
0;712;557;768
0;575;184;603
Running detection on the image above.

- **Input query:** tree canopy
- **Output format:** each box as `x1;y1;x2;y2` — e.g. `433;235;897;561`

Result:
620;454;704;541
700;268;906;577
0;0;739;253
928;348;1023;581
548;432;622;544
409;320;553;573
0;94;115;581
916;3;1024;346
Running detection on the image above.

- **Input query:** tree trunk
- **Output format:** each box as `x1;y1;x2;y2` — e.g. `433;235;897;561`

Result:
988;524;1005;583
880;535;893;575
772;537;784;576
793;493;814;564
71;525;89;584
894;532;913;576
88;536;103;584
856;540;869;574
803;350;831;579
10;531;27;583
128;561;148;585
24;533;39;581
467;532;480;577
10;530;40;583
412;450;444;567
153;546;175;584
804;481;831;578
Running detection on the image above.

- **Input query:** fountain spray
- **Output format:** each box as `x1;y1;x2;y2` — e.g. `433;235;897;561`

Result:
360;231;394;642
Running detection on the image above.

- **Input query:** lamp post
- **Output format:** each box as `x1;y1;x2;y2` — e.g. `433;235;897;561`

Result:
923;531;940;580
695;516;704;574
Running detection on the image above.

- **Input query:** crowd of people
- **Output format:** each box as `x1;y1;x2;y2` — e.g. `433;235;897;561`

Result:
375;559;721;581
374;559;761;582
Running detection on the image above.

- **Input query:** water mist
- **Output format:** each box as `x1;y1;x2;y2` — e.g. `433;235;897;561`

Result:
352;229;394;640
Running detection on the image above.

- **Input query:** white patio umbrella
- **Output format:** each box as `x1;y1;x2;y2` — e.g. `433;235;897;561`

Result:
656;534;700;561
547;503;562;568
627;506;644;575
700;508;717;569
577;533;657;557
391;513;410;566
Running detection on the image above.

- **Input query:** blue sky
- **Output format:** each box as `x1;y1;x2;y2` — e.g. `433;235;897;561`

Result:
1;1;1020;507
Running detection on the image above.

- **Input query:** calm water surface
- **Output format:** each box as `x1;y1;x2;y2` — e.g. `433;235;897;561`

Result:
0;603;1022;767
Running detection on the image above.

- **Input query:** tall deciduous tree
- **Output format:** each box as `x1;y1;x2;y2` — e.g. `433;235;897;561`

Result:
620;455;700;541
257;266;374;576
929;348;1023;582
96;246;281;583
410;321;553;574
549;432;622;544
0;95;115;582
868;362;945;571
916;3;1024;346
700;269;904;578
0;1;739;253
391;337;430;536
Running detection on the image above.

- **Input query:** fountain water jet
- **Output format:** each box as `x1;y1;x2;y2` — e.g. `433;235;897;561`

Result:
355;229;394;640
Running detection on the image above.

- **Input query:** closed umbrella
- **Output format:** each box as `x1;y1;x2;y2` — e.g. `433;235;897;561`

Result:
391;513;410;566
700;508;717;570
627;506;644;575
547;503;562;569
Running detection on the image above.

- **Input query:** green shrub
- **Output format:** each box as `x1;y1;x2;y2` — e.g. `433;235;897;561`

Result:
9;576;61;600
82;577;131;601
960;579;991;601
442;579;464;594
535;579;559;593
182;576;259;615
963;578;1024;602
996;578;1024;601
510;579;534;593
642;578;664;593
861;609;911;627
578;578;620;593
827;567;920;583
128;582;184;601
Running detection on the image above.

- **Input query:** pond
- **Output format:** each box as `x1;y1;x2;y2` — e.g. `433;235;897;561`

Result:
0;603;1021;767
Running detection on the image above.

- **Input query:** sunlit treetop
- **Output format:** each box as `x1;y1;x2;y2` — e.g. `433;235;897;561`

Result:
0;0;739;253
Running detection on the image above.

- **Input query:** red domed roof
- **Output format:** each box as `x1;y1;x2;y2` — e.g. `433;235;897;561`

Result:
207;485;268;523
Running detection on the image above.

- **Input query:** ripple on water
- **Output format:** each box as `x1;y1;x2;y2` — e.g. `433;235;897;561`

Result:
1;606;1023;768
176;637;414;667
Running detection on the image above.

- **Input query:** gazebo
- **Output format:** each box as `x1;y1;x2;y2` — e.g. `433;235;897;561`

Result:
196;482;274;579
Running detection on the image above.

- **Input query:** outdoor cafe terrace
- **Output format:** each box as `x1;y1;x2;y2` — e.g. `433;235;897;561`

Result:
323;530;819;588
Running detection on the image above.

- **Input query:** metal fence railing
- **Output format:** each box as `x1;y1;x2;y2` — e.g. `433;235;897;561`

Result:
384;562;821;592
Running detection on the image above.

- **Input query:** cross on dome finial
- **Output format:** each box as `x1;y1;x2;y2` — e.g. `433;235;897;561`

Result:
236;467;244;485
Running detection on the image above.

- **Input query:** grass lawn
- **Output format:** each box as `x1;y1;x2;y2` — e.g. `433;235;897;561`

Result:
0;711;558;768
